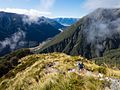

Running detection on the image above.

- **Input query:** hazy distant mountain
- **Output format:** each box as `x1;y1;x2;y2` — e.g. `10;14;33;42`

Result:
0;12;62;56
36;8;120;59
41;16;65;29
54;18;79;26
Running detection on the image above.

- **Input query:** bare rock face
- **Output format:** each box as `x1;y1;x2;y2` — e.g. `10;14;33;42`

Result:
110;78;120;90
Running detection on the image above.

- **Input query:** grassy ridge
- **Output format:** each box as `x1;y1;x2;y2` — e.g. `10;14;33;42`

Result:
0;53;120;90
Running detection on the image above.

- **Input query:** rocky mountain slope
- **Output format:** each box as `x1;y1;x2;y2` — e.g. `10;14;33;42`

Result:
0;53;120;90
35;8;120;59
0;12;63;56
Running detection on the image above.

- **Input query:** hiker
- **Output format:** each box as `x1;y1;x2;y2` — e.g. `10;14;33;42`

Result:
78;62;84;72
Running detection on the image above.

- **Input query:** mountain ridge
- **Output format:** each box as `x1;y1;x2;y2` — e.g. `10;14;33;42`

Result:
0;52;120;90
0;11;64;56
34;8;120;59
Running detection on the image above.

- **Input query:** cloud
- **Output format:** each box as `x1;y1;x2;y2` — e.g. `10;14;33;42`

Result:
84;11;120;56
0;0;55;11
0;8;52;24
0;0;55;17
0;8;51;17
39;0;55;11
22;15;41;25
0;30;26;51
83;0;120;10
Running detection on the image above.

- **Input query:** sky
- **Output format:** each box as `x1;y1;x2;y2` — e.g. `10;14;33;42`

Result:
0;0;120;18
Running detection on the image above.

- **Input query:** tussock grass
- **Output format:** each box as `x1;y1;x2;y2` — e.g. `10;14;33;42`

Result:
0;53;120;90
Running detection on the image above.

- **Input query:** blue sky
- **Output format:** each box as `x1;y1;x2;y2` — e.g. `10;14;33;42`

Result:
0;0;120;18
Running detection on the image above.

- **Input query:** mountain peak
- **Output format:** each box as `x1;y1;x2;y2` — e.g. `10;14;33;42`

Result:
88;8;120;20
35;8;120;59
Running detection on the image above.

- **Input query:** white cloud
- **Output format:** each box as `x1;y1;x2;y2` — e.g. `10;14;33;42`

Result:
0;0;56;17
0;8;53;24
22;15;40;25
0;30;26;51
83;0;120;10
0;8;51;17
39;0;55;11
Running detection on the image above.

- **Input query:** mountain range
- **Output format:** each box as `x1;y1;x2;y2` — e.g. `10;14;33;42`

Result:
0;12;65;56
35;8;120;59
0;8;120;90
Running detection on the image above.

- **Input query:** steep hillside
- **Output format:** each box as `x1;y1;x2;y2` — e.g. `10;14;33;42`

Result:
0;53;120;90
0;12;62;56
35;8;120;59
93;48;120;69
0;48;32;77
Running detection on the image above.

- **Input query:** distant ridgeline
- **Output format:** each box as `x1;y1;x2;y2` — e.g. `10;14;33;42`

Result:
54;18;79;26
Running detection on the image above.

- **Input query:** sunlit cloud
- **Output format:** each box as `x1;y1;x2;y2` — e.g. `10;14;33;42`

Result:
0;8;51;17
83;0;120;10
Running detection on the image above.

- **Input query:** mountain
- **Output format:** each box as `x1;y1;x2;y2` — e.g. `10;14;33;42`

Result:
54;18;79;26
0;48;32;77
35;8;120;59
93;48;120;69
0;12;63;56
0;52;120;90
45;17;65;29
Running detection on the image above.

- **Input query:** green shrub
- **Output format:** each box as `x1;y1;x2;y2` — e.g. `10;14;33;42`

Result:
98;66;107;74
0;48;32;77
